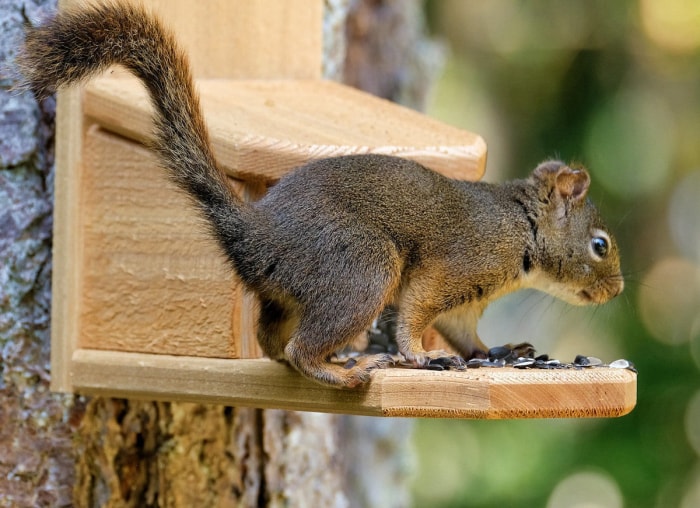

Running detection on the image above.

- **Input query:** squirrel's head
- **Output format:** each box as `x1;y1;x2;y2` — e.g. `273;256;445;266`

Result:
526;160;624;306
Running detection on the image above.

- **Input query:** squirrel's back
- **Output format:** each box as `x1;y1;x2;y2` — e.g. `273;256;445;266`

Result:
260;154;526;251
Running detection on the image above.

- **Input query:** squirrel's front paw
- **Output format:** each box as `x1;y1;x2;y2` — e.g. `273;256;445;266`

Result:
402;350;465;369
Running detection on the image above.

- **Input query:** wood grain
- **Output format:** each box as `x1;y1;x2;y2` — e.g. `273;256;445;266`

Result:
62;0;323;79
78;127;253;358
71;350;637;419
50;87;84;392
84;78;488;183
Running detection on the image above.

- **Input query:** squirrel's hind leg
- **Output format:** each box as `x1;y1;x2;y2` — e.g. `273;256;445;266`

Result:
285;339;394;388
268;232;402;387
282;276;399;387
283;317;394;387
257;297;393;387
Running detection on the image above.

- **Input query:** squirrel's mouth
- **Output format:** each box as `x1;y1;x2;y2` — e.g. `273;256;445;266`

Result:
578;289;596;304
577;280;624;304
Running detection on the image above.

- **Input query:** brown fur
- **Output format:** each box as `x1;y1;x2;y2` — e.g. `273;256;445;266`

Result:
18;3;623;387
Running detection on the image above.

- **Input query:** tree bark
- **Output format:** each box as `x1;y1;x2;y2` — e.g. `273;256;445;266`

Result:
0;1;439;506
1;1;77;506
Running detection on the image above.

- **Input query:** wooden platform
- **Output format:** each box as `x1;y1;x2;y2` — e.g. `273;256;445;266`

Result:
71;350;637;419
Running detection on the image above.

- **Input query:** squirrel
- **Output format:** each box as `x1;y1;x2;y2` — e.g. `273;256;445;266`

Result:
18;3;623;388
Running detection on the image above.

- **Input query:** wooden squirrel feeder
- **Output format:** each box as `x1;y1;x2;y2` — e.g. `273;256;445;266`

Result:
52;0;636;418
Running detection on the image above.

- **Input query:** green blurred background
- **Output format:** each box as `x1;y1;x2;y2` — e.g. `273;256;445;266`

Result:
411;1;700;506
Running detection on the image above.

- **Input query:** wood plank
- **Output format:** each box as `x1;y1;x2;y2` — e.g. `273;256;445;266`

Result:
71;350;637;419
78;127;254;358
62;0;323;79
84;78;488;183
50;87;84;392
137;0;322;79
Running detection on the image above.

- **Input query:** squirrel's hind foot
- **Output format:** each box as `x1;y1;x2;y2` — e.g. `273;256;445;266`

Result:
285;340;394;388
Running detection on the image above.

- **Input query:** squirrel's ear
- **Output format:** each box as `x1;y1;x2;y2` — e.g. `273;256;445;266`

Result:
534;161;590;202
555;167;590;201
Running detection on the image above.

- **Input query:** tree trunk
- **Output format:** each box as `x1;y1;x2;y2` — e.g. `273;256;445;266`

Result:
0;1;440;506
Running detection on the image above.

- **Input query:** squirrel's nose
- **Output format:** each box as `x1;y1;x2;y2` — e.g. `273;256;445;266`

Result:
613;276;624;298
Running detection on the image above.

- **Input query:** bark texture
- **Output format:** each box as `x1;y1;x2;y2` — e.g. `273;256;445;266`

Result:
344;0;444;110
0;0;438;506
1;2;79;507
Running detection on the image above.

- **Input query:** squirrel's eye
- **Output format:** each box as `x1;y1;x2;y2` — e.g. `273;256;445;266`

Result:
590;236;609;259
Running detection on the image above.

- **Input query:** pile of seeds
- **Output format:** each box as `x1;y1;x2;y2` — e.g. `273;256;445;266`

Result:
423;343;637;373
349;306;637;373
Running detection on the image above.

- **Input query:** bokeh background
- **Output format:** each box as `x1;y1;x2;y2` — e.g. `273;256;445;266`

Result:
411;1;700;507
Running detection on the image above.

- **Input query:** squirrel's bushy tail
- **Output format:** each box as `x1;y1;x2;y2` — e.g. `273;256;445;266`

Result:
19;3;245;251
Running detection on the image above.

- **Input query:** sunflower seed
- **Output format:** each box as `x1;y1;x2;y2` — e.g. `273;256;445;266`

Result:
513;358;536;369
466;358;484;369
574;355;591;366
488;346;512;361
